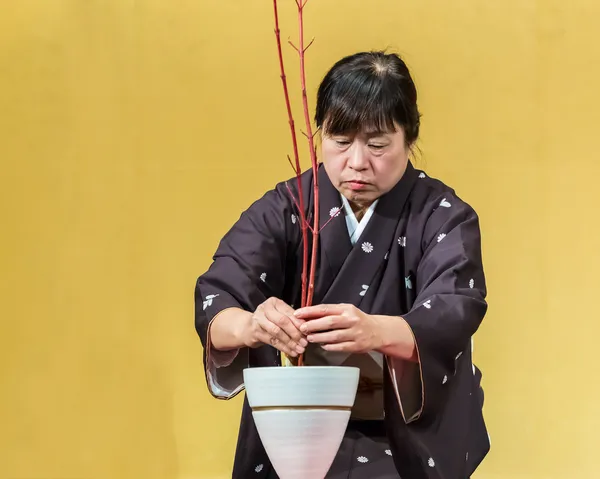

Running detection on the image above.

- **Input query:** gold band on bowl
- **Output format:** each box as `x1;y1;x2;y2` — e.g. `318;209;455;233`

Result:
251;405;352;412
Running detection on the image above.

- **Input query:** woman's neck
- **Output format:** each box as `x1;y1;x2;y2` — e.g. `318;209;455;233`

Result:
349;201;371;222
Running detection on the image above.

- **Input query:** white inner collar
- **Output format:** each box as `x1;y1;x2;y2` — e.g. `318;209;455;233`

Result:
340;194;379;246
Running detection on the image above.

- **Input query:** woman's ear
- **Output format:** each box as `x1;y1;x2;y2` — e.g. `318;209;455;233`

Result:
408;141;422;164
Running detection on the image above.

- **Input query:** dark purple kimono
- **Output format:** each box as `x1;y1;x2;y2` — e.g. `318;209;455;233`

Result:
195;162;490;479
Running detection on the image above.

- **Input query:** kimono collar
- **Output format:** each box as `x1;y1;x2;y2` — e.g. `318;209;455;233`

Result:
340;194;379;246
313;162;419;305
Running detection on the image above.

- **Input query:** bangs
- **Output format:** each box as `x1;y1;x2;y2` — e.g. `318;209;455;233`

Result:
318;73;408;136
315;51;420;144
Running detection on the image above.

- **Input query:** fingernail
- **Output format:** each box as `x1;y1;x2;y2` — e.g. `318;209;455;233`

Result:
296;345;305;354
300;324;307;333
289;351;298;357
299;338;308;347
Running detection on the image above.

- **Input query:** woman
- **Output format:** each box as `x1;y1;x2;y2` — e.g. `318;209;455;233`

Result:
195;51;490;478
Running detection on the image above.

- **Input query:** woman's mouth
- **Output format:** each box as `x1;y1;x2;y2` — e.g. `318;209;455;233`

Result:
347;180;369;191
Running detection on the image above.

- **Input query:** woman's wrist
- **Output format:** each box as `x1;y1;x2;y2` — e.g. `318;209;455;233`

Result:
210;308;254;350
236;310;255;348
372;314;417;362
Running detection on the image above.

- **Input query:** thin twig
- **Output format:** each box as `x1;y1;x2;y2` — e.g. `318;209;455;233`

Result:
319;212;340;233
303;38;315;52
286;154;295;171
285;182;315;234
288;40;300;53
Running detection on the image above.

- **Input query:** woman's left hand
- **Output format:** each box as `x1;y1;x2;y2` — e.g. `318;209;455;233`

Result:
294;303;383;353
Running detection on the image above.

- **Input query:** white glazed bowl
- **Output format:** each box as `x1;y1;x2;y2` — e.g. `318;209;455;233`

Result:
243;365;360;408
243;366;360;479
252;409;351;479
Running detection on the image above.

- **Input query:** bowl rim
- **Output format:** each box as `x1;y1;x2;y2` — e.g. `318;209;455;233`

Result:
243;365;360;372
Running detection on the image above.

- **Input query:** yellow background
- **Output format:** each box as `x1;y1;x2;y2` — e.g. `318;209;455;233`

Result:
1;1;599;478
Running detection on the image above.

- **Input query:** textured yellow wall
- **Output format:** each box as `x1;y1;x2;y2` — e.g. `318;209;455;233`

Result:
1;1;599;478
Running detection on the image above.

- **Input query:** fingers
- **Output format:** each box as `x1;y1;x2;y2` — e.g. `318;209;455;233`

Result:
300;315;354;334
273;300;307;345
294;303;350;320
255;312;300;356
321;342;356;352
264;305;307;351
254;327;299;358
272;297;296;318
305;327;354;345
254;299;363;355
254;298;307;356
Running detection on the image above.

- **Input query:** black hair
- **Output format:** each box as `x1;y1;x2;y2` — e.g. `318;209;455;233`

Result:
315;51;421;146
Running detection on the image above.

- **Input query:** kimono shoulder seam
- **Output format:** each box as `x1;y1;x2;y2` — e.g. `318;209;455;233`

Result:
418;176;480;217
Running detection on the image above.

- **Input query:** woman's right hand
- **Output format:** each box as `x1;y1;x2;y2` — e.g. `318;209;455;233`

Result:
244;297;308;358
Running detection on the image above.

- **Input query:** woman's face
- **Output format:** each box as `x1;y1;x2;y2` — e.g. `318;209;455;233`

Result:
321;123;410;210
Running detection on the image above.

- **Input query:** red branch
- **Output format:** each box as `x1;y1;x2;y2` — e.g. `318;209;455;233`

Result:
319;211;339;232
273;0;309;311
296;0;320;308
285;182;314;234
273;0;321;367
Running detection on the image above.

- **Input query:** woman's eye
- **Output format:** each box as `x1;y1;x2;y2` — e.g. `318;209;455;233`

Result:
335;140;351;147
369;144;386;150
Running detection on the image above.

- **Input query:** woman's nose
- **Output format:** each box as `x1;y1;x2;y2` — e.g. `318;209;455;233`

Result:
347;145;369;171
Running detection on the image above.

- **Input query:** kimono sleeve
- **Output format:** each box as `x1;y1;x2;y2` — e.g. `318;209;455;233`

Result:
393;193;488;423
194;182;294;400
